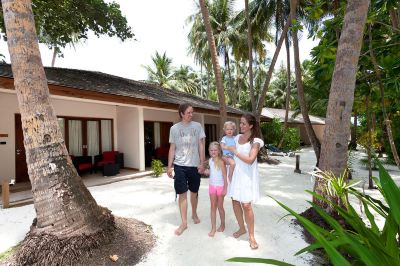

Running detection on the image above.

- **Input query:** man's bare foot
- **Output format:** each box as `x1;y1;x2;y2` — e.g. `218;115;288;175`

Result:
233;228;246;238
174;224;188;236
208;228;216;237
249;239;259;250
192;215;200;224
217;224;225;232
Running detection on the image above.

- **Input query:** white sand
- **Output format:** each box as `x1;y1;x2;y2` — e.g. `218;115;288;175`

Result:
1;147;398;265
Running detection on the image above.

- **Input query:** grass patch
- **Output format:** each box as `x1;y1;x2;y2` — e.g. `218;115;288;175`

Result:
0;245;18;262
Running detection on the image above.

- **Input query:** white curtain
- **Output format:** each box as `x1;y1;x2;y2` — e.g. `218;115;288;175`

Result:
68;120;82;156
101;120;112;152
154;122;160;148
87;121;99;156
58;118;65;138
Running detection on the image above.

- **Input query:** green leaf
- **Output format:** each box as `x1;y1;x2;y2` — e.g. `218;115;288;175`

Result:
226;257;294;265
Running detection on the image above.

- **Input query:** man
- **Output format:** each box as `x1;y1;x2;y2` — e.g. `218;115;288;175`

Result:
167;103;206;236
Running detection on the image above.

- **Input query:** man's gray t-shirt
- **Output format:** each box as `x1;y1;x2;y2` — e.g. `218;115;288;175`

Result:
169;121;206;167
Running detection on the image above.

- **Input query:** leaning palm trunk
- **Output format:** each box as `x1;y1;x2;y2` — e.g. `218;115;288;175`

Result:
245;0;256;112
199;0;227;137
366;94;374;188
316;0;370;207
278;33;292;149
291;2;321;165
254;0;298;124
368;24;400;169
2;0;114;264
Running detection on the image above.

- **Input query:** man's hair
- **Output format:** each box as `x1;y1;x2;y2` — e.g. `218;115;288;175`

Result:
178;103;193;118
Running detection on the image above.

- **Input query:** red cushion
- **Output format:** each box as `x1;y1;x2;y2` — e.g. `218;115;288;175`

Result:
103;151;117;162
79;163;92;170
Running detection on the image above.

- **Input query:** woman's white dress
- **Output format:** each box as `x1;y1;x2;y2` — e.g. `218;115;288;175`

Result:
227;135;264;203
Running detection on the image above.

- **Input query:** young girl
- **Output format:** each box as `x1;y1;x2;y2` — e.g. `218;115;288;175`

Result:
207;142;228;237
220;121;236;182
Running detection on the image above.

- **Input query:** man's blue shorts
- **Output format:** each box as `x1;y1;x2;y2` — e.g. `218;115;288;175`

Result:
174;164;201;194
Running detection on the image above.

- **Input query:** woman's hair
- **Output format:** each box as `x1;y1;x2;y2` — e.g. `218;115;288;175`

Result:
209;141;223;170
223;121;236;132
242;113;263;143
178;103;193;118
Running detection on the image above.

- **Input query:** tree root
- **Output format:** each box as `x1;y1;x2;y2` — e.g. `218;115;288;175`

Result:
15;215;116;265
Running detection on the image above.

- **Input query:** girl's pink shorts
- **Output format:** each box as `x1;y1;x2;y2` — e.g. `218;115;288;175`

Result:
209;185;224;196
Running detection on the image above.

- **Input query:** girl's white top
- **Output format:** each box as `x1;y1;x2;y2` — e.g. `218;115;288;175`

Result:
209;158;224;187
228;134;264;203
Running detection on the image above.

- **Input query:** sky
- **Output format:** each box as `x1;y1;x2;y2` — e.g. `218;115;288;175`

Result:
0;0;319;81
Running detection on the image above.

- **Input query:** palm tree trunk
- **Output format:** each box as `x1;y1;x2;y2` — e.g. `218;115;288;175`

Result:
2;0;114;264
245;0;256;112
51;47;57;67
291;12;321;165
225;50;234;105
349;109;358;150
278;30;292;149
389;8;399;29
199;0;227;137
255;0;298;123
366;94;373;189
316;0;370;206
368;24;400;169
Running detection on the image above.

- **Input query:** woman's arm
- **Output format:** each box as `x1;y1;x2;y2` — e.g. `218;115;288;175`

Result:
221;160;228;195
234;143;260;165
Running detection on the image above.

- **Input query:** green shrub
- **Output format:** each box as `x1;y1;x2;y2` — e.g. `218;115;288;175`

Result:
281;128;301;151
261;118;282;146
151;159;164;177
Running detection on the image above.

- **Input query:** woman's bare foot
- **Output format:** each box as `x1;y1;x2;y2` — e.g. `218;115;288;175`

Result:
249;239;259;250
217;224;225;232
192;215;200;224
208;228;216;237
174;224;188;236
233;228;246;238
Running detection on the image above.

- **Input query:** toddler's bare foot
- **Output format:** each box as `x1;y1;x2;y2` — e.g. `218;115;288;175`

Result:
174;224;188;236
233;228;246;238
192;215;200;224
217;224;225;232
208;228;216;237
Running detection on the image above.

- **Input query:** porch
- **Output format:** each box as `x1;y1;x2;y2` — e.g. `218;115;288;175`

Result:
0;168;153;208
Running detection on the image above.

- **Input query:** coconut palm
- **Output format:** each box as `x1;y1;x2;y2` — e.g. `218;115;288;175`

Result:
1;0;115;264
143;51;175;88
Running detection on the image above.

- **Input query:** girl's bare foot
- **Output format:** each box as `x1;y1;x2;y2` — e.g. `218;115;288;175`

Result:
233;228;246;238
249;239;259;250
174;224;188;236
217;224;225;232
208;228;216;237
192;215;200;224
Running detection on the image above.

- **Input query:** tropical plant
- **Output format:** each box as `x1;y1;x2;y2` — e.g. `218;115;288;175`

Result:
228;160;400;265
143;51;175;88
151;159;164;177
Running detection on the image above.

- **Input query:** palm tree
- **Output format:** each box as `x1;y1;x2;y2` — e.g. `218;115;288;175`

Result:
199;0;227;136
316;0;370;206
291;0;321;165
172;65;201;95
1;0;115;264
143;51;175;88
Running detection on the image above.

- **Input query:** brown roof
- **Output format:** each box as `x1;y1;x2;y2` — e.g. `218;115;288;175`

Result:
262;108;325;125
0;63;245;116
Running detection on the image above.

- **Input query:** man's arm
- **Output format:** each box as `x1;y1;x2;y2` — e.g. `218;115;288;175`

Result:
167;143;176;178
198;138;205;174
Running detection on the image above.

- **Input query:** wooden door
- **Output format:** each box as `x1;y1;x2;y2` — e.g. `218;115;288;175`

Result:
159;122;173;147
15;114;29;183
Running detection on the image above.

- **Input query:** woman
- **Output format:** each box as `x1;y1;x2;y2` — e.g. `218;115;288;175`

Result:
226;113;264;250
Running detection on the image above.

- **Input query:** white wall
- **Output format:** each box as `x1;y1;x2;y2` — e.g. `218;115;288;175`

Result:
143;108;178;123
117;106;143;170
0;91;118;181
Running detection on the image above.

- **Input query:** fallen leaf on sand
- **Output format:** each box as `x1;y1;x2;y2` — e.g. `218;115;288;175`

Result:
109;255;119;262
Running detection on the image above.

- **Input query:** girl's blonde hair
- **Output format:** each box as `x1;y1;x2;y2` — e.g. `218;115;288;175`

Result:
223;121;236;131
209;141;224;170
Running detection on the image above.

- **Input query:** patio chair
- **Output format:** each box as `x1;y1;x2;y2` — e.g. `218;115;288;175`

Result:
71;155;93;176
94;151;123;175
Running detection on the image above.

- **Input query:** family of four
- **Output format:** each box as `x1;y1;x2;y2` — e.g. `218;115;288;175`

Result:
167;103;263;250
